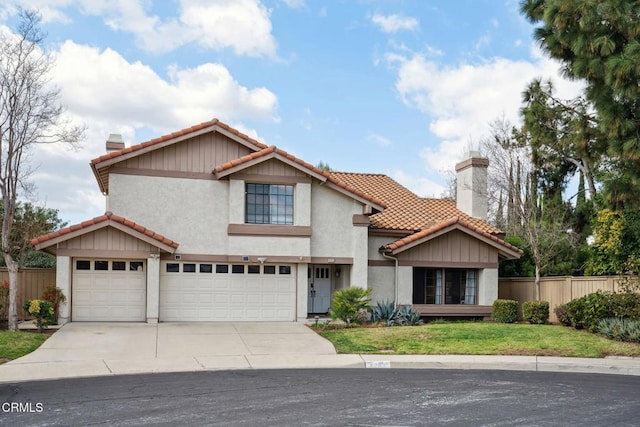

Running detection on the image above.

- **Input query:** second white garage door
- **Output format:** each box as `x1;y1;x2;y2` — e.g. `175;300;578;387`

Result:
159;262;296;321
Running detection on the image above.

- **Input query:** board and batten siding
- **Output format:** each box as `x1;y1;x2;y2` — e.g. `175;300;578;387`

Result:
56;227;156;258
119;132;253;174
397;229;498;267
241;158;310;178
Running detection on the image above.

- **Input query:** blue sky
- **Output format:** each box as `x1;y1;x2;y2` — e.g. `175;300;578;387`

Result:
1;1;582;226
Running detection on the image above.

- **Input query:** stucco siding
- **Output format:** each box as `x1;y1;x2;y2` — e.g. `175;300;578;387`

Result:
397;266;413;305
478;268;498;305
368;236;398;261
109;173;229;254
368;266;395;303
310;183;361;258
228;236;310;257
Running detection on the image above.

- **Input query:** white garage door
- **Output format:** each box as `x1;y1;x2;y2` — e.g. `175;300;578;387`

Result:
160;262;296;321
72;259;146;322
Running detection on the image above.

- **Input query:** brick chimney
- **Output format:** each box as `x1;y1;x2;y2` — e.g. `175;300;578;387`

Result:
455;151;489;220
105;134;125;152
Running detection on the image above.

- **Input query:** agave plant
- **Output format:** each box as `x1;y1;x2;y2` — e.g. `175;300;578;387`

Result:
371;300;400;326
398;305;423;326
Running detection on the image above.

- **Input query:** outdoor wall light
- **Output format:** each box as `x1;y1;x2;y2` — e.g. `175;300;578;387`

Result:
257;257;267;264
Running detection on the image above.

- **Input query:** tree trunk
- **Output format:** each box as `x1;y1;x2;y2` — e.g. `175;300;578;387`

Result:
534;264;541;301
4;254;19;330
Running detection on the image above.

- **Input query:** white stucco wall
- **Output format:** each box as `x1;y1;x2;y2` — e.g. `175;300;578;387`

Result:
228;179;245;224
56;256;71;325
367;236;396;261
296;263;308;321
109;174;229;254
368;266;395;303
397;266;413;305
228;236;310;257
310;183;360;258
146;255;160;323
478;268;498;305
295;183;311;226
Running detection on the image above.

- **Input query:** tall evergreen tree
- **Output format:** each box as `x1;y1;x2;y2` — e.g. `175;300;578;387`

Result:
522;0;640;207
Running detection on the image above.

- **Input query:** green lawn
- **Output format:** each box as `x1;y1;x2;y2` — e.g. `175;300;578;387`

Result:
317;322;640;358
0;331;49;363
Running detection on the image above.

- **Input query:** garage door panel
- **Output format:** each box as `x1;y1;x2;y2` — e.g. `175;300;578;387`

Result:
160;262;296;321
73;259;146;322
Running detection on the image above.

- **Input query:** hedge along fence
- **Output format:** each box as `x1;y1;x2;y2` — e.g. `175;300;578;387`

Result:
0;268;56;322
498;276;634;323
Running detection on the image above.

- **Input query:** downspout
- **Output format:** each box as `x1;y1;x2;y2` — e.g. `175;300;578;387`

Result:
381;251;399;307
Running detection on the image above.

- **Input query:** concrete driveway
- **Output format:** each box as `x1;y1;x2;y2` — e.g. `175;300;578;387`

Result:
2;322;353;382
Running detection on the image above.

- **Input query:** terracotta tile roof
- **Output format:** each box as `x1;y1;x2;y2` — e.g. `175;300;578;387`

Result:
328;172;501;234
214;147;387;209
91;118;267;166
383;216;522;254
31;211;179;250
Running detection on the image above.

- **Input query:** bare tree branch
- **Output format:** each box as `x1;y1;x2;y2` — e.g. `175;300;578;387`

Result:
0;10;85;330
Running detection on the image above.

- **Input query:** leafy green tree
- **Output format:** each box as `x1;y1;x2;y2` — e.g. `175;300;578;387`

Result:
586;208;640;276
522;0;640;207
0;202;66;268
520;79;602;207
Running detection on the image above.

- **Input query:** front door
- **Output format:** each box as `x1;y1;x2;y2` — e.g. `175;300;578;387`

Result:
308;265;331;314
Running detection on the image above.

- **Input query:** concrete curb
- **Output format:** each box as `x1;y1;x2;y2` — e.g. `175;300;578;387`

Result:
2;354;639;383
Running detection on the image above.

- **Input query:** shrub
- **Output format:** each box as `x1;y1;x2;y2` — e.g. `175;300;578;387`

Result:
609;292;640;319
522;300;549;324
371;300;401;326
397;305;423;326
329;287;371;327
491;299;518;323
597;318;640;343
564;291;640;332
554;304;572;326
565;291;611;331
23;299;55;332
41;285;66;323
0;280;8;321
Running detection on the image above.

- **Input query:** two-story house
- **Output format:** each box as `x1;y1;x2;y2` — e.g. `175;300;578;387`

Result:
32;119;521;323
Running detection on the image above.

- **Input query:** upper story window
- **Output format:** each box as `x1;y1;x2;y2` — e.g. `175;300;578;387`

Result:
245;183;294;225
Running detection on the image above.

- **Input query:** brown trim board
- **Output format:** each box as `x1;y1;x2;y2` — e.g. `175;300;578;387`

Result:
228;224;312;237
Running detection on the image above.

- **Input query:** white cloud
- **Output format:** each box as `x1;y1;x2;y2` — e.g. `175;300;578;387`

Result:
371;13;419;33
2;0;278;57
391;170;445;199
53;41;278;132
367;132;391;147
26;40;279;224
281;0;305;9
385;44;584;175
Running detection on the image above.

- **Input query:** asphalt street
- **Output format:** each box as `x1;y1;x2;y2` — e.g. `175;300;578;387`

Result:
1;369;639;426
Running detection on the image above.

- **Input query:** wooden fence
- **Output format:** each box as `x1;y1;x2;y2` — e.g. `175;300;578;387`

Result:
0;268;56;321
498;276;628;323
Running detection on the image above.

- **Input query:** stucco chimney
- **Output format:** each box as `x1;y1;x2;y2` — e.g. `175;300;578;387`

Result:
455;151;489;220
105;134;125;152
